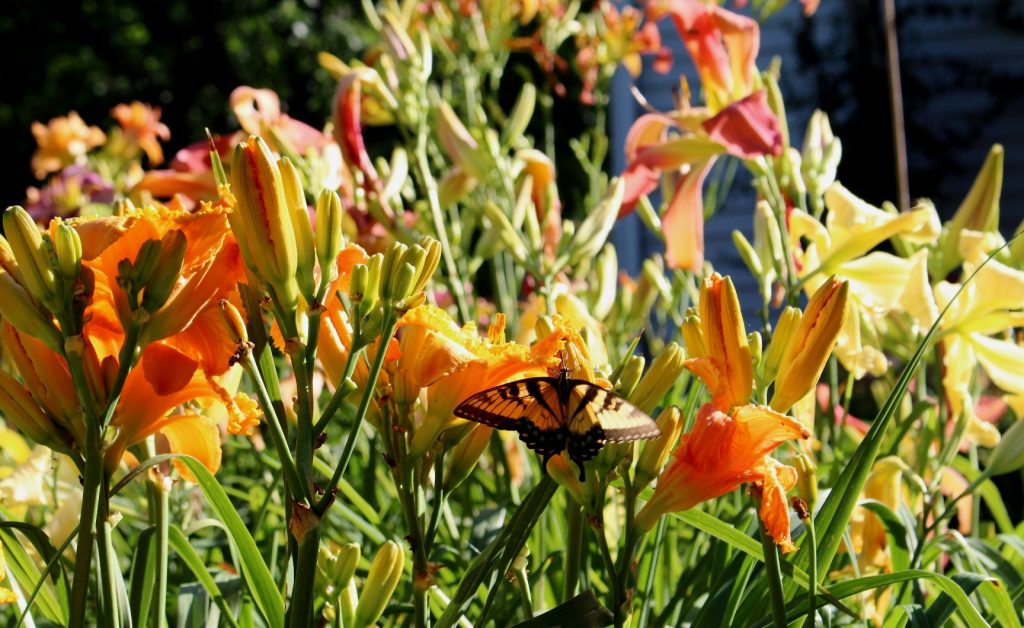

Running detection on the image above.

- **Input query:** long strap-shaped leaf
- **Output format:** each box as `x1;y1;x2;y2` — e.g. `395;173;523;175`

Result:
167;525;242;628
178;457;284;627
753;569;997;628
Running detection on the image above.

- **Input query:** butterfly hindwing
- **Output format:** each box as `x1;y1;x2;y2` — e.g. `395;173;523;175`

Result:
566;380;661;443
454;378;566;460
454;373;660;480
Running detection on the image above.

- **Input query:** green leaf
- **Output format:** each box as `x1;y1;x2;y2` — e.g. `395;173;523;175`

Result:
178;457;285;627
128;527;156;628
511;590;612;628
926;572;1020;628
167;525;241;628
859;500;911;573
767;569;991;628
1;527;67;625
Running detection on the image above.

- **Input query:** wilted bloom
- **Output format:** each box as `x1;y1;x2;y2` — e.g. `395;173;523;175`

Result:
30;112;105;179
112;102;171;165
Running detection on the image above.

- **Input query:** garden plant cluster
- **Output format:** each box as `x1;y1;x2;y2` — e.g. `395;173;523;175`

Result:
0;0;1023;626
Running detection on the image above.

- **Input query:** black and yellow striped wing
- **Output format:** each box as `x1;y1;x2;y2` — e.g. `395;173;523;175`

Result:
564;380;661;466
454;378;569;462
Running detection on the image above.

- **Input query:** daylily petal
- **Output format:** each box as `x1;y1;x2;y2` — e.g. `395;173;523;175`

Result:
758;457;799;553
969;333;1024;396
701;90;783;159
836;252;914;314
664;159;715;271
159;413;223;481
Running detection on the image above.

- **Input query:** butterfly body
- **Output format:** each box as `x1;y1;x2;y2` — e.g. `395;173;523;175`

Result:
454;368;660;480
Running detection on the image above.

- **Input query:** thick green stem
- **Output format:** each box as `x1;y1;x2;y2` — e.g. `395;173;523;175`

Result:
758;514;788;628
69;434;102;628
317;314;399;513
287;526;322;628
153;474;171;628
562;502;584;602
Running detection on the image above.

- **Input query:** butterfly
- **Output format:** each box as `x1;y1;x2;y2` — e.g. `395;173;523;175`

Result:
454;365;661;480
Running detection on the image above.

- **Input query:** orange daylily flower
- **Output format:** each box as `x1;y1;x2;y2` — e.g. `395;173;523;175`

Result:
30;112;106;179
636;403;808;549
639;273;809;551
112;101;171;165
65;201;244;355
399;305;558;457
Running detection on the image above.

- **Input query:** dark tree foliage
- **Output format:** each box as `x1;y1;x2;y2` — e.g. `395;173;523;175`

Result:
0;0;373;205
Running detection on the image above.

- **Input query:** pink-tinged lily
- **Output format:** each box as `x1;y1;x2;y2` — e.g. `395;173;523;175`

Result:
647;0;760;111
230;86;328;155
112;101;171;165
620;90;783;270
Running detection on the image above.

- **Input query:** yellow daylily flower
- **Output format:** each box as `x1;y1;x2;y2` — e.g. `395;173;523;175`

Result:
935;255;1024;447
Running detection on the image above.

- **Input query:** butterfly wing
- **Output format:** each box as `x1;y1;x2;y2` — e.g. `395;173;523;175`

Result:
564;380;661;469
454;378;569;461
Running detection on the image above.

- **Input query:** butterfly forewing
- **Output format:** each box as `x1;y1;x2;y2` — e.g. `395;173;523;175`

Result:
453;377;563;432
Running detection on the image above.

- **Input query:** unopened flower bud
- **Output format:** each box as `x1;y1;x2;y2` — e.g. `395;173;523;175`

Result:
350;263;369;303
592;244;618;319
391;263;417;305
356;540;405;628
219;299;249;345
616;355;645;400
279;157;317;301
793;452;818;512
503;83;536;146
483;202;528;264
0;371;70;454
760;307;802;387
635;406;682;488
748;331;763;370
229;136;299;311
567;178;624;267
140;230;187;312
732;230;763;279
630;342;685;414
436;101;490;180
332;542;361;587
53;223;82;281
681;311;705;359
3;206;57;305
770;277;848;413
315;189;345;289
378;242;408;302
444;424;492;492
411;237;441;296
0;270;61;351
545;453;584;505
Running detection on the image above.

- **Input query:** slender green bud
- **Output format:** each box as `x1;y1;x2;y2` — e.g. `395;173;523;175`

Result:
763;72;789;148
436;101;490;180
761;306;802;386
411;237;441;295
0;270;61;351
748;331;763;371
339;580;357;628
356;540;405;628
616;355;645;400
635;406;682;488
635;194;663;234
219;299;249;345
681;312;705;359
332;542;361;587
350;264;369;303
444;424;492;492
315;189;344;288
502;83;536;147
141;230;187;312
279;157;317;301
793;452;818;512
131;238;163;290
3;206;56;304
359;253;384;316
0;371;71;453
592;244;618;319
379;242;408;302
567;178;624;267
629;343;685;414
391;262;417;304
783;147;806;199
732;230;763;278
483;202;528;263
53;223;82;281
